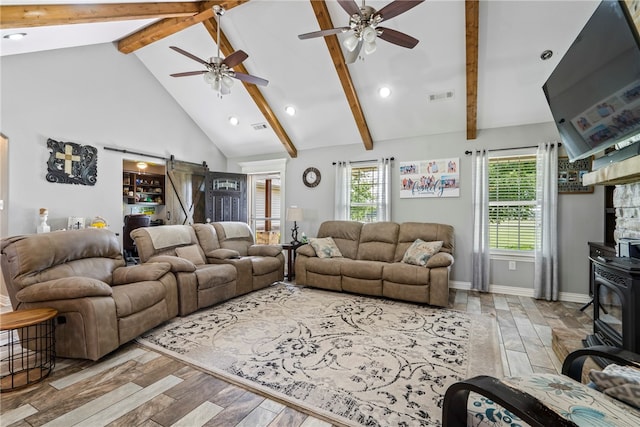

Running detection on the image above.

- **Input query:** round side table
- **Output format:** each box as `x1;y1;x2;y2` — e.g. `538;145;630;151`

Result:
0;307;57;392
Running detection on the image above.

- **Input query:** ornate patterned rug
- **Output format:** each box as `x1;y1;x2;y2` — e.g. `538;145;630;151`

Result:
137;283;502;426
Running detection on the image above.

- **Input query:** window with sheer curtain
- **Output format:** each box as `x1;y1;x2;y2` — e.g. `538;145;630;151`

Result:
488;155;537;252
334;159;391;222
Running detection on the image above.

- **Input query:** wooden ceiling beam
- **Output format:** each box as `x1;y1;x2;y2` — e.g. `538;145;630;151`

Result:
465;0;479;140
0;2;201;29
117;1;248;54
310;0;373;151
202;18;298;158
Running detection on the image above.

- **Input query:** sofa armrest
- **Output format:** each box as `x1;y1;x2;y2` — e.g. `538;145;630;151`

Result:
296;244;316;257
148;255;196;272
425;252;454;268
206;248;241;260
248;245;283;257
112;262;172;285
16;277;113;302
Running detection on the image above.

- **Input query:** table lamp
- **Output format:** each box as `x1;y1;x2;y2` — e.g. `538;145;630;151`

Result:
286;207;303;244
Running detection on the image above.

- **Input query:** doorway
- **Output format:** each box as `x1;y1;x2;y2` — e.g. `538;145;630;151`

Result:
249;173;281;244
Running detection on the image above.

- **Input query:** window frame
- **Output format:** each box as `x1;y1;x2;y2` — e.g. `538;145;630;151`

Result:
488;149;537;256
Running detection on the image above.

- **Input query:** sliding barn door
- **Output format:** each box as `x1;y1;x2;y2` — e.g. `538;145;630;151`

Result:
205;172;247;223
165;160;209;225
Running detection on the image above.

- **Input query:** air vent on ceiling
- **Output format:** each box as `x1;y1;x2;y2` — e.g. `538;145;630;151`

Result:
428;90;455;102
251;122;268;130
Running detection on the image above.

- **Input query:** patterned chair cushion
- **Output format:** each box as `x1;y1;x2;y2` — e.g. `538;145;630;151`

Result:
465;373;640;426
590;364;640;409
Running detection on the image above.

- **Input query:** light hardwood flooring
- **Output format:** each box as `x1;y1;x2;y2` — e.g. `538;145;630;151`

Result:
1;289;594;427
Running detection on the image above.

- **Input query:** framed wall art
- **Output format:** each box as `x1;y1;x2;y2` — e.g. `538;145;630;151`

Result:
558;156;594;194
399;158;460;198
46;138;98;186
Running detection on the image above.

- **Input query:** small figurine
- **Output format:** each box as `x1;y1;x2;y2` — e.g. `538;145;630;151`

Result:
37;208;50;234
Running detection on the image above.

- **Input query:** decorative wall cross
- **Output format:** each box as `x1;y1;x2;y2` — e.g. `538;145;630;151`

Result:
55;144;81;175
46;138;98;186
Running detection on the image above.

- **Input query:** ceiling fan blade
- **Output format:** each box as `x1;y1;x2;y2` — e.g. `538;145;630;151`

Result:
223;50;249;68
377;0;424;22
298;27;350;40
377;27;419;48
338;0;362;16
169;46;208;66
170;71;208;77
233;72;269;87
344;39;363;64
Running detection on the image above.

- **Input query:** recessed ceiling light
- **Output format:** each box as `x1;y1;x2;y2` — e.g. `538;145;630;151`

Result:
540;50;553;60
378;86;391;98
3;33;27;41
228;116;239;126
285;106;296;116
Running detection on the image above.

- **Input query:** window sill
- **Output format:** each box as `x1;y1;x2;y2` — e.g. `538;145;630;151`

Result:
490;250;534;262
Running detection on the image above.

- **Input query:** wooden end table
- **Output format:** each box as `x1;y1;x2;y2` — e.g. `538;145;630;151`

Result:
1;307;57;392
282;242;304;282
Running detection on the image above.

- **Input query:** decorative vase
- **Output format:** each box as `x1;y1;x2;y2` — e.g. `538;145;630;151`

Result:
37;208;50;234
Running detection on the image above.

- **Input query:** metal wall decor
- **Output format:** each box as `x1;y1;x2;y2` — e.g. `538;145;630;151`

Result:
46;138;97;186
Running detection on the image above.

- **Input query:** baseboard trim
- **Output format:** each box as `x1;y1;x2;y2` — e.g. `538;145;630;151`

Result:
449;281;590;304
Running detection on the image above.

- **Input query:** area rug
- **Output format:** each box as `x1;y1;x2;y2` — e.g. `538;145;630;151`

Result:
137;283;502;426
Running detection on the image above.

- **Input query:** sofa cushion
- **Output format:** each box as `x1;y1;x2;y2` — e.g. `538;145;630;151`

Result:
175;244;206;265
341;260;386;279
111;280;167;318
194;264;236;290
317;221;362;259
309;237;343;258
395;222;454;261
356;222;399;262
192;223;221;253
249;256;283;276
305;257;346;275
402;239;443;266
248;244;283;257
383;263;430;285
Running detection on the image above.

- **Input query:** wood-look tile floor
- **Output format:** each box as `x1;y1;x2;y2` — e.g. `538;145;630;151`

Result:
1;289;594;427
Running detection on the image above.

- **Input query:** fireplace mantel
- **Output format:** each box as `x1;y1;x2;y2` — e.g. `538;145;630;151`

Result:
582;155;640;186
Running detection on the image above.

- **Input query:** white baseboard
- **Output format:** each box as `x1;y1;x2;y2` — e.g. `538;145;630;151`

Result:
449;281;590;304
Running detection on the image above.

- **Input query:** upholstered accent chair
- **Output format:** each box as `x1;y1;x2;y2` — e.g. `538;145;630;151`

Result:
193;222;285;296
131;224;237;316
443;345;640;426
0;229;178;360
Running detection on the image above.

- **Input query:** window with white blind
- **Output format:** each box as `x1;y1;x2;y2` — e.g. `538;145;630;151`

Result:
488;155;537;251
350;164;381;223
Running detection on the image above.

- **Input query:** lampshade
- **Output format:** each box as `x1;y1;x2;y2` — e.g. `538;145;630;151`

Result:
222;75;234;89
364;41;377;55
286;207;303;222
362;26;377;43
343;34;360;52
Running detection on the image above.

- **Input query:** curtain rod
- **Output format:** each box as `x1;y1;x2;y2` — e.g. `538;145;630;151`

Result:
464;143;561;155
103;146;168;161
332;157;394;165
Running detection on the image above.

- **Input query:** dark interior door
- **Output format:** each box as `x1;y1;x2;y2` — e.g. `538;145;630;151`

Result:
205;172;247;223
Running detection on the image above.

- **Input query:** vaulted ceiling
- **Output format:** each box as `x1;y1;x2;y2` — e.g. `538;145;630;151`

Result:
1;0;601;158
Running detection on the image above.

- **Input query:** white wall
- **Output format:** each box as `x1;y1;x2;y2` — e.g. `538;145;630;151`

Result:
1;43;227;240
228;122;604;297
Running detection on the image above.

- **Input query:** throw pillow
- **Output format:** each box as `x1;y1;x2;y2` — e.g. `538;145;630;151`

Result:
402;239;443;266
589;364;640;409
309;237;343;259
175;244;206;265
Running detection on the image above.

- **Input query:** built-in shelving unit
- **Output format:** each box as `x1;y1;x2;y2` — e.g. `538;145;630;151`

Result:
123;171;165;205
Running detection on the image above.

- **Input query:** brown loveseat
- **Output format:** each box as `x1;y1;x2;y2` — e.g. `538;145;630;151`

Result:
295;221;454;307
0;229;178;360
131;222;284;315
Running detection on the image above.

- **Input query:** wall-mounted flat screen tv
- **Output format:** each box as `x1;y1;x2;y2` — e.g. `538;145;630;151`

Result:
543;0;640;162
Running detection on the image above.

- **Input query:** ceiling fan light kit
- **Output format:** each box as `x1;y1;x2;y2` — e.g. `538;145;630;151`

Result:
299;0;424;63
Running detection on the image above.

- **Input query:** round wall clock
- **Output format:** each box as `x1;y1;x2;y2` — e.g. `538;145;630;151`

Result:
303;167;321;188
